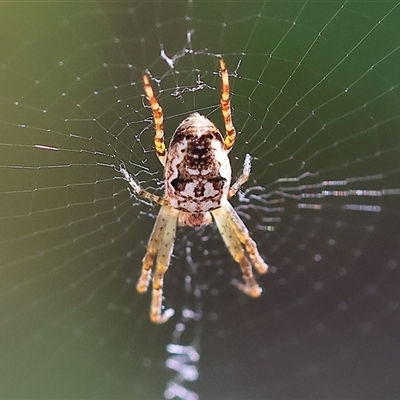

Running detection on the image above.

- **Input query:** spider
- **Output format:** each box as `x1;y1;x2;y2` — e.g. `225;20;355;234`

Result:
120;58;268;323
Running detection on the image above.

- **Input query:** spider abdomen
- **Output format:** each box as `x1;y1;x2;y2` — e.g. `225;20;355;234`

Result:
165;113;232;213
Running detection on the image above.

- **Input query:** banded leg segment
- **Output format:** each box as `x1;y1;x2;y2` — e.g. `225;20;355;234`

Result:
149;206;179;323
223;202;268;274
212;205;264;297
219;58;237;152
136;205;174;294
136;205;178;323
143;74;167;166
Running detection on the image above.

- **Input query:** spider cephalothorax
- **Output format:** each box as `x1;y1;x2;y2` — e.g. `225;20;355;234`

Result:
120;59;268;323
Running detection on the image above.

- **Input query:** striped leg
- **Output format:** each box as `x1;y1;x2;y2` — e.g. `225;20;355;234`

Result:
136;205;175;294
149;206;178;323
222;202;268;275
212;203;268;297
219;58;237;152
143;74;167;165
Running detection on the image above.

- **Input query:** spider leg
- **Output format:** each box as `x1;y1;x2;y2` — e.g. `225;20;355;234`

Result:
143;74;167;166
149;205;178;323
223;201;269;275
136;205;172;294
219;58;237;152
212;203;267;298
119;163;169;206
228;154;252;198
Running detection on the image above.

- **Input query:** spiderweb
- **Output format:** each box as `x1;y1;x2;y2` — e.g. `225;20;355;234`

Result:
1;1;400;399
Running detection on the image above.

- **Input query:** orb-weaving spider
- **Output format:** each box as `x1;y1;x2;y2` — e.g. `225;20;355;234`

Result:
120;59;268;323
